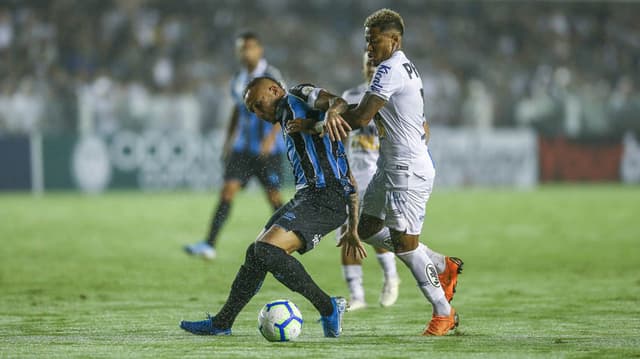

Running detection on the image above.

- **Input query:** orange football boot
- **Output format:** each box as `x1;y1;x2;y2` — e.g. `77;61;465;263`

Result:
438;256;463;302
423;307;458;336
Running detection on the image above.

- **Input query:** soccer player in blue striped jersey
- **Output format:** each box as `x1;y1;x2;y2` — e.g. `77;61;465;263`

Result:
180;77;367;338
185;31;285;260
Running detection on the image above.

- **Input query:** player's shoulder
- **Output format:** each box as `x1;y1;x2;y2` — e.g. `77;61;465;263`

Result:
289;83;318;98
285;93;311;111
378;51;409;71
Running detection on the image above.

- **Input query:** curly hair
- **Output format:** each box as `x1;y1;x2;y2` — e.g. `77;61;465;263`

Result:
364;8;404;35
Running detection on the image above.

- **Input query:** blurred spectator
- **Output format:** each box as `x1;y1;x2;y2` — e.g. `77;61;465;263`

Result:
0;0;637;140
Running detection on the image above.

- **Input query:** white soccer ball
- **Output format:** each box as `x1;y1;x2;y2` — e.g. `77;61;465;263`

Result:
258;299;303;342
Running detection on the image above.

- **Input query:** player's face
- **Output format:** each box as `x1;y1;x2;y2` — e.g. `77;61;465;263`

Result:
362;52;377;82
244;81;282;123
236;38;263;68
365;26;399;66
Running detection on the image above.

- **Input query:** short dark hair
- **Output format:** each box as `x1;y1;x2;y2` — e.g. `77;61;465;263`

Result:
242;76;282;100
236;30;260;43
364;8;404;35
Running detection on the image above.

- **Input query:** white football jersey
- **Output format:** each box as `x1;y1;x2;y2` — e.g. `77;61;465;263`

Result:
368;50;434;189
341;83;379;191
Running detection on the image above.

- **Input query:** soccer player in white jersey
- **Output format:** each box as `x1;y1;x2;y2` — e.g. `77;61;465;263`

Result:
311;9;463;336
337;53;399;311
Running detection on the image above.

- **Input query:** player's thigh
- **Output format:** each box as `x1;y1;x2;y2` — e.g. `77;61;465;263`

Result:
256;154;283;191
257;225;304;254
220;179;243;202
384;189;430;235
358;213;385;239
389;230;420;253
224;152;253;187
361;171;386;223
265;189;348;255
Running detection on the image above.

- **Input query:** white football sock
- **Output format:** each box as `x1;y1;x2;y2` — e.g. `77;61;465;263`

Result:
396;246;451;316
361;227;393;251
419;243;446;274
342;265;365;302
376;252;398;280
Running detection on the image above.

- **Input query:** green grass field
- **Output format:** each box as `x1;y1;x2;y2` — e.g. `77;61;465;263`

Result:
1;185;639;358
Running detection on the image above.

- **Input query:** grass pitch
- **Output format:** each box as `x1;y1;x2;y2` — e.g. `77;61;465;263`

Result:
1;185;639;358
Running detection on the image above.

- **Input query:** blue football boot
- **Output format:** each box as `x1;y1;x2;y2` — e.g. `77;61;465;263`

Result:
180;314;231;336
320;297;347;337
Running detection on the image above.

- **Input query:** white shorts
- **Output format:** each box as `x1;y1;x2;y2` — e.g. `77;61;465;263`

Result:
361;169;434;235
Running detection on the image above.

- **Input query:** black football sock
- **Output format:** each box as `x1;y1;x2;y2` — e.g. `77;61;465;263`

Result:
213;243;266;329
254;242;334;317
206;200;231;247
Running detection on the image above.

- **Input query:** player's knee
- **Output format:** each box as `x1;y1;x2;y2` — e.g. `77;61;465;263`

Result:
221;190;236;203
244;242;262;268
357;219;382;239
391;232;419;253
221;181;241;202
254;241;286;266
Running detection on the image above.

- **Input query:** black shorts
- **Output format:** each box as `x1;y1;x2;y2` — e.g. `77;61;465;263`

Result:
224;152;283;190
264;187;348;254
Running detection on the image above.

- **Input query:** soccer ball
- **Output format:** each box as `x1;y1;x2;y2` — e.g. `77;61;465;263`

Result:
258;299;303;342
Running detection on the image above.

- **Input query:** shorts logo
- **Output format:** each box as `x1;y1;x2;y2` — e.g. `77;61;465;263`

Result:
426;264;440;287
312;234;322;248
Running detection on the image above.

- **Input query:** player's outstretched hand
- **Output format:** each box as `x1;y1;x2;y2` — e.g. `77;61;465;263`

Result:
337;230;367;260
287;118;327;136
286;118;303;134
324;110;351;141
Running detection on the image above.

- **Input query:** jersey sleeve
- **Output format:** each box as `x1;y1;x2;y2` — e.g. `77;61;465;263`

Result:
285;95;310;120
289;83;323;109
368;62;404;101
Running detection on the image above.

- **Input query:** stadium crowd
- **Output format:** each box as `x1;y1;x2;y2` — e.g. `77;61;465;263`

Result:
0;0;638;138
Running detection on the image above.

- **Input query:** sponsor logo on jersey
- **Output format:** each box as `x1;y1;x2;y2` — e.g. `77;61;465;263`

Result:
301;86;314;96
371;64;391;93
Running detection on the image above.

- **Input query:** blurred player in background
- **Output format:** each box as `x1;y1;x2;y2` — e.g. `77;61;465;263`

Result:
307;9;464;335
180;77;366;338
184;32;285;260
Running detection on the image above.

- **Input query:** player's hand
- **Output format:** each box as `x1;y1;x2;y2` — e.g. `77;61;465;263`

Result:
286;118;324;135
337;229;367;260
324;110;351;141
285;118;303;134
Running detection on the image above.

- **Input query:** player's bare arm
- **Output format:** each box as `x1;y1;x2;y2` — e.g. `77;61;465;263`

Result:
424;121;431;144
337;171;367;260
259;122;282;156
222;107;240;161
324;92;387;142
285;118;322;135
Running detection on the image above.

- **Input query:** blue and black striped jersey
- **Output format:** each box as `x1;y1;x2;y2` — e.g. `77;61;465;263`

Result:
230;59;285;155
275;93;355;196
